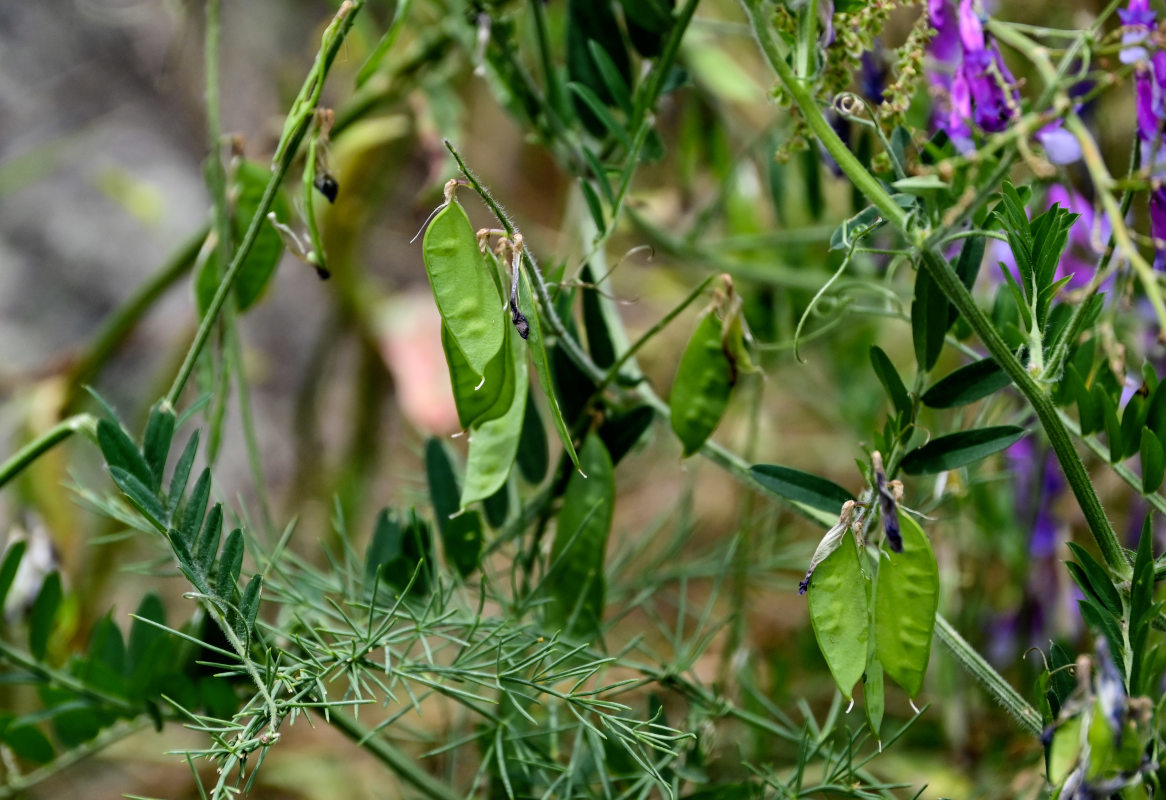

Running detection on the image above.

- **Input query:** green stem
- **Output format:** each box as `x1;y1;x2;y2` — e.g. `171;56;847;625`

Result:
935;615;1043;736
595;274;716;392
0;638;140;717
0;415;97;491
205;0;232;279
741;0;1125;575
916;250;1125;573
1060;409;1166;518
0;718;150;799
329;711;460;800
227;322;273;533
166;1;364;406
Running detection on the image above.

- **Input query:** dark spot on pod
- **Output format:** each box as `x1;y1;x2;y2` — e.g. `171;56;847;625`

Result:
313;174;339;204
513;311;530;340
509;297;529;339
314;265;331;280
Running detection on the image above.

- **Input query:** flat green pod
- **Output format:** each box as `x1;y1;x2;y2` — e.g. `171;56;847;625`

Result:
461;328;529;508
442;321;514;430
808;532;869;700
423;200;506;374
670;312;733;456
874;513;939;698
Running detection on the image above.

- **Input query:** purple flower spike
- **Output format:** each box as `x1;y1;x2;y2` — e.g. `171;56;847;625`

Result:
1125;0;1166;267
1151;189;1166;269
926;0;1020;149
1119;0;1156;64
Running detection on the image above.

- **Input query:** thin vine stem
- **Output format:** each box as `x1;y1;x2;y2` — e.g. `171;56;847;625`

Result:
166;1;364;407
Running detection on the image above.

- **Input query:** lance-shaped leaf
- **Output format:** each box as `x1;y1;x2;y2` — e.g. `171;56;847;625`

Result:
921;358;1011;408
750;464;855;514
900;426;1026;475
544;434;614;641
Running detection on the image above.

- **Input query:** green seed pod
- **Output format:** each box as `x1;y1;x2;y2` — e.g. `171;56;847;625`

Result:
873;513;939;698
423;198;505;375
442;321;513;431
461;326;528;508
808;528;870;700
670;312;734;456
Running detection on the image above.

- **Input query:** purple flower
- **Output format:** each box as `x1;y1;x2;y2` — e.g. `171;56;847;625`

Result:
927;0;1020;150
1151;190;1166;269
1036;122;1083;165
1119;0;1156;64
1125;0;1166;267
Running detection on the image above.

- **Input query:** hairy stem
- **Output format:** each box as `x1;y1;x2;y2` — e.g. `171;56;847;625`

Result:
935;615;1043;735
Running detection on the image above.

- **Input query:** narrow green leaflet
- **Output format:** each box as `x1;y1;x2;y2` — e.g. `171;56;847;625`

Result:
874;514;939;697
869;345;912;420
423;198;506;375
442;321;512;430
29;573;62;661
462;328;529;508
921;357;1012;408
425;438;483;578
1141;429;1165;494
899;425;1025;474
517;267;581;472
544;434;614;641
864;659;885;737
3;724;53;765
141;401;176;491
97;418;153;489
670;312;733;456
517;388;549;483
750;464;855;513
911;266;947;373
0;541;27;610
808;533;869;699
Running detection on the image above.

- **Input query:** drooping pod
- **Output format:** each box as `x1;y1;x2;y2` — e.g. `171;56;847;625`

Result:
873;513;939;698
670;311;734;456
807;511;870;701
669;276;755;457
422;182;506;377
